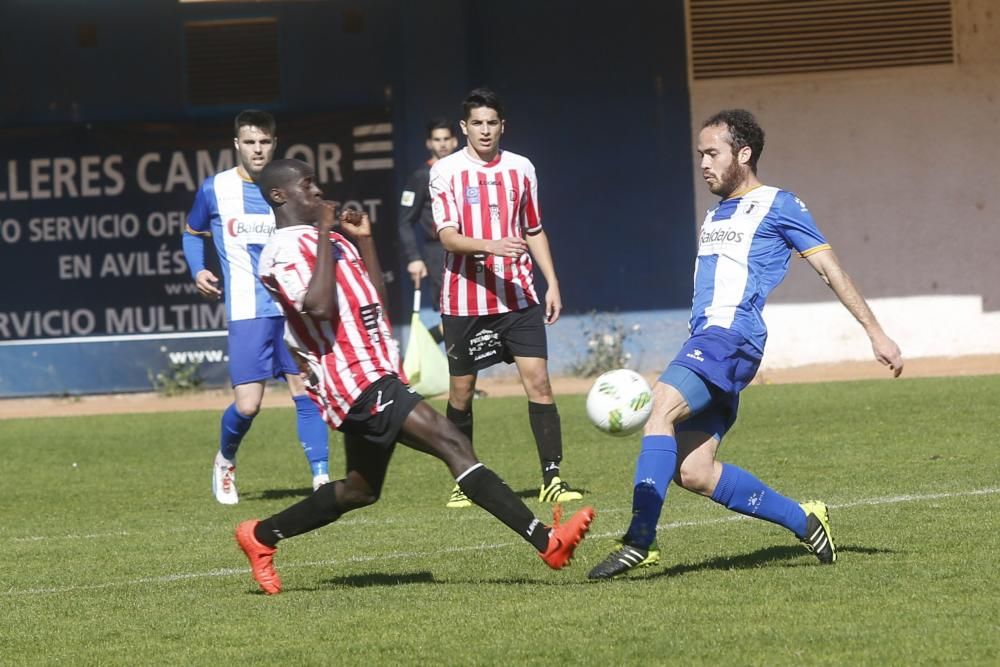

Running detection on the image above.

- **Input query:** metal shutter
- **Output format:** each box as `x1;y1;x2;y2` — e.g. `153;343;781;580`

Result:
688;0;954;80
185;17;280;105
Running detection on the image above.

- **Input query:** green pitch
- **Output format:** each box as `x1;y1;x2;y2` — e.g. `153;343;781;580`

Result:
3;376;998;665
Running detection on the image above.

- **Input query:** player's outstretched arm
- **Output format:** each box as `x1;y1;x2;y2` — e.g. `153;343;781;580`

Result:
302;201;340;319
806;248;904;377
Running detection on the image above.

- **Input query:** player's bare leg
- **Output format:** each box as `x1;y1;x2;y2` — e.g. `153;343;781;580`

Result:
514;355;582;503
398;401;594;568
588;381;690;579
675;429;836;564
237;436;392;594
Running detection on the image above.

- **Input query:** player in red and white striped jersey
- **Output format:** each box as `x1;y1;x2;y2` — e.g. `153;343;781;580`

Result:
259;207;401;428
231;159;595;594
429;88;583;508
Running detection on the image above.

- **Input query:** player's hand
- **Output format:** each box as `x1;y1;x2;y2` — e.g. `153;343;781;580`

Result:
871;332;904;377
194;269;221;300
487;236;527;258
339;208;371;239
317;200;337;231
407;260;428;285
544;284;562;325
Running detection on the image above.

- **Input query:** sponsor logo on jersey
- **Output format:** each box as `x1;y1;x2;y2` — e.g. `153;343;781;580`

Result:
699;227;745;245
226;218;275;238
465;186;480;204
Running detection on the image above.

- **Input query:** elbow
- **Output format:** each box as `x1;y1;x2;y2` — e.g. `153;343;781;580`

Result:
303;297;336;320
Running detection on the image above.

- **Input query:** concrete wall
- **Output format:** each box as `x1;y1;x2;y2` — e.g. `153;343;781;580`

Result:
689;0;1000;367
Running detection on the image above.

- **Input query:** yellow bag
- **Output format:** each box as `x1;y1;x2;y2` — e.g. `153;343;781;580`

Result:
402;289;450;397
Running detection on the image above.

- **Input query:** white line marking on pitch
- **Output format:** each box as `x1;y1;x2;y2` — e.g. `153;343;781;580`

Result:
5;486;997;597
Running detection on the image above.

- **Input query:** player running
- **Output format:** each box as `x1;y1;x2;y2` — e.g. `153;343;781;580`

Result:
589;109;903;579
183;110;330;504
234;158;594;594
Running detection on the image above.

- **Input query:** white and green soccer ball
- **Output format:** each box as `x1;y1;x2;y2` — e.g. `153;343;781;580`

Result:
585;369;653;436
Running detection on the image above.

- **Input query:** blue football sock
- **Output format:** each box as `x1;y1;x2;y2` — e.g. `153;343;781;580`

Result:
294;395;329;477
710;463;807;537
623;435;677;549
219;403;254;461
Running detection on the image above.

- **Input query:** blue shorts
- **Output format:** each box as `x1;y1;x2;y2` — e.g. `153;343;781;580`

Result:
227;317;299;387
658;327;762;441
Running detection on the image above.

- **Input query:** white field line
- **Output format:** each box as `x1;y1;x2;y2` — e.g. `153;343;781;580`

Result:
5;486;997;597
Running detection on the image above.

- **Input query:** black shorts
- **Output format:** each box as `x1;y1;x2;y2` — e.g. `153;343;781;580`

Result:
441;304;548;375
338;375;421;447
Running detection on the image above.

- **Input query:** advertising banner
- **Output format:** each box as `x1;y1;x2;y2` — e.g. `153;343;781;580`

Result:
0;111;398;397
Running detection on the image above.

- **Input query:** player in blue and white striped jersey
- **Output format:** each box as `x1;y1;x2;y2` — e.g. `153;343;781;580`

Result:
589;109;904;579
182;110;329;504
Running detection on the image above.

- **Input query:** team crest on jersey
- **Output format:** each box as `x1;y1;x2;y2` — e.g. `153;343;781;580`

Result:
465;186;480;204
400;190;415;207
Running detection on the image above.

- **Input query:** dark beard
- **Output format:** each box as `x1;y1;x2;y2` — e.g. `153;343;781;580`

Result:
711;159;746;199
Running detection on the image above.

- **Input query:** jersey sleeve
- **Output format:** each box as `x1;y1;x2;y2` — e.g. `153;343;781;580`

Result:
182;181;213;277
186;181;213;235
775;192;829;257
429;163;459;233
397;168;424;262
520;160;543;234
259;239;312;313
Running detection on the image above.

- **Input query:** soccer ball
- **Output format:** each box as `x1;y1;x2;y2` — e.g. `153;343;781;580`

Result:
585;369;653;436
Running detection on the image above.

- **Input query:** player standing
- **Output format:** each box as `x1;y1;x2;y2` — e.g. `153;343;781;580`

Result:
588;109;904;579
429;88;583;509
182;110;329;504
233;158;595;594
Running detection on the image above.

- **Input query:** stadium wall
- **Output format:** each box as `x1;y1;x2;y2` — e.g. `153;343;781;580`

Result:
688;0;1000;367
0;0;697;396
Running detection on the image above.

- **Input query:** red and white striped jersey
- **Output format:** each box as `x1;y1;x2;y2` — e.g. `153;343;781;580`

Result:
429;148;541;316
258;225;402;428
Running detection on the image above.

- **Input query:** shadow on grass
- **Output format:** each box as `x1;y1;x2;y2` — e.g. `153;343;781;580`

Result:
319;571;437;588
630;543;895;580
243;487;313;501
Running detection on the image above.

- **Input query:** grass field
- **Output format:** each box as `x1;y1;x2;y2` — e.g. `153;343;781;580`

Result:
3;375;999;665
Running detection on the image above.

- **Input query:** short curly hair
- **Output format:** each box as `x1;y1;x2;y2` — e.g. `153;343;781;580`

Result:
702;109;765;173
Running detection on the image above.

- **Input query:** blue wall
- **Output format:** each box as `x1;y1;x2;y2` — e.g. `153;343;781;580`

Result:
1;0;695;313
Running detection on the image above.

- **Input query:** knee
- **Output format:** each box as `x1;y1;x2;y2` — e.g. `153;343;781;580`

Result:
523;375;553;402
338;472;380;510
449;382;475;411
233;399;261;418
675;458;715;496
439;426;476;463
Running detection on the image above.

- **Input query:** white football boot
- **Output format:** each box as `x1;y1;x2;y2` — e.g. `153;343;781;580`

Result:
212;452;238;505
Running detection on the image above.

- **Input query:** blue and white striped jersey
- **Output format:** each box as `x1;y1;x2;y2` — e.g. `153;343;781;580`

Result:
186;167;279;321
691;185;829;352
